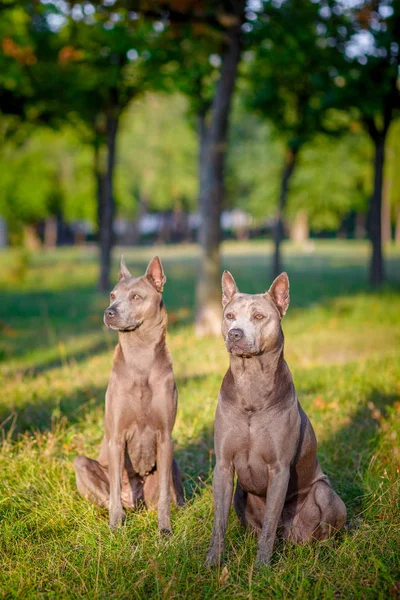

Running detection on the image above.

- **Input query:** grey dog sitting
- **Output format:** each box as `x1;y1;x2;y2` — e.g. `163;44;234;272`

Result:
74;256;184;532
207;271;346;566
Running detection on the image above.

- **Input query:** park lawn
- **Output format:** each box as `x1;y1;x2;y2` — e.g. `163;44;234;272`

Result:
0;240;399;599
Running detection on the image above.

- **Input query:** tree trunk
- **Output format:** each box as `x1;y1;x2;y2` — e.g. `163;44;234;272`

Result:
195;12;244;337
73;224;86;246
129;193;148;246
44;216;58;248
395;206;400;245
95;112;119;292
381;179;391;245
23;225;41;250
0;217;7;247
355;212;366;239
290;209;309;244
272;147;298;279
369;134;386;287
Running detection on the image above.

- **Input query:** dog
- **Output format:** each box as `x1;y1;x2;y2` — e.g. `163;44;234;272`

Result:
74;256;184;532
206;270;346;566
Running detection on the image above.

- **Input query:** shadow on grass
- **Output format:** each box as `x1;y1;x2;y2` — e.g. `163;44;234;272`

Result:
3;338;112;379
0;288;107;365
174;422;215;500
317;389;400;517
222;251;400;306
0;381;106;437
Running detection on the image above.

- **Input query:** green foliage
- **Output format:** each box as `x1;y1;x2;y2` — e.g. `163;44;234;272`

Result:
236;0;374;232
116;94;198;213
0;136;56;225
290;130;373;230
0;92;380;234
54;8;169;134
1;0;398;240
0;242;399;598
0;4;36;104
0;126;95;236
328;0;400;138
244;0;345;149
386;118;400;210
226;101;283;218
226;101;374;229
160;21;223;118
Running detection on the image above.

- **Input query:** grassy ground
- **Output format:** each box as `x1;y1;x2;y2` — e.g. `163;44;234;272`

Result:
0;240;399;599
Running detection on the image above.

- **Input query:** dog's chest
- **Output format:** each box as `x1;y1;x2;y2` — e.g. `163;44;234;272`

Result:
107;375;160;426
125;425;157;477
232;374;273;413
229;415;274;496
106;377;163;476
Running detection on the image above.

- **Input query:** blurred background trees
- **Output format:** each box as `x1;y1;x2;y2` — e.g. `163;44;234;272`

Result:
0;0;399;329
328;0;400;286
243;0;349;278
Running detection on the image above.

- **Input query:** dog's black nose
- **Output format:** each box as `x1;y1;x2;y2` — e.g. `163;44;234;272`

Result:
228;328;244;342
105;308;115;318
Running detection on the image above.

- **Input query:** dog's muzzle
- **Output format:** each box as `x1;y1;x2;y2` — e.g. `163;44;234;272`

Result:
228;328;244;342
226;328;260;356
105;307;116;320
103;307;143;332
104;307;117;328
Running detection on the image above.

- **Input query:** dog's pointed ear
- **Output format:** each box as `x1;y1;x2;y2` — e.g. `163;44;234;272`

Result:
222;271;239;307
267;272;290;317
119;255;132;281
146;256;166;293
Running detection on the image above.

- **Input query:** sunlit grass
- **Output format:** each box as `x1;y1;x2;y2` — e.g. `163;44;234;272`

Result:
0;240;399;599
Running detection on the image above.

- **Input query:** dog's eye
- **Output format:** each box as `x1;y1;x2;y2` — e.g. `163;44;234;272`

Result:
255;314;264;320
132;294;141;301
110;293;116;300
226;313;234;320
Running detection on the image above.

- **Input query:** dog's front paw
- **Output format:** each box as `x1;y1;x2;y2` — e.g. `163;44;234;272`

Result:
109;508;125;529
205;548;221;568
158;514;172;535
255;547;272;567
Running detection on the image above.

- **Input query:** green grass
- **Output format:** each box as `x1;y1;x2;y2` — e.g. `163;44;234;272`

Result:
0;240;399;599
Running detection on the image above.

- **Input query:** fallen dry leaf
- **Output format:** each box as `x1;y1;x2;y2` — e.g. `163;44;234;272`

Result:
218;566;229;586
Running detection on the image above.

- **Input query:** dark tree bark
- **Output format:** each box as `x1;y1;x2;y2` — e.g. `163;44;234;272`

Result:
44;216;58;248
195;10;244;336
363;86;396;286
198;109;209;210
381;180;392;245
369;132;387;287
94;112;119;292
355;212;367;239
395;206;400;245
272;146;298;279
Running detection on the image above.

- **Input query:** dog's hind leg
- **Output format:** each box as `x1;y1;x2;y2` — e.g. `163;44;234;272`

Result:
283;479;346;543
143;470;159;508
311;479;346;540
234;482;264;534
233;481;248;529
142;458;185;509
171;459;185;507
74;455;110;508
